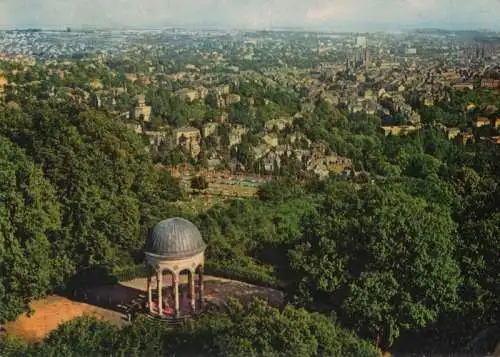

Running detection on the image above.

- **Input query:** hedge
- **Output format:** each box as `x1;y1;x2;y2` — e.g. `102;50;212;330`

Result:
204;262;284;290
112;262;284;290
112;264;148;282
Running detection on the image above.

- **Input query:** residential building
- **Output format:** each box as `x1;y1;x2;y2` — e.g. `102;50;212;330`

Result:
265;117;293;132
492;118;500;130
0;73;7;102
380;125;419;136
480;136;500;146
480;78;500;89
134;95;152;122
473;117;490;128
262;133;279;148
455;132;475;145
228;125;248;147
172;127;201;158
175;88;199;102
145;131;168;147
202;122;219;138
445;127;461;140
452;83;474;91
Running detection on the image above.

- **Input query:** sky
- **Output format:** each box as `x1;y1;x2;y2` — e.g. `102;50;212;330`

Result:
0;0;498;31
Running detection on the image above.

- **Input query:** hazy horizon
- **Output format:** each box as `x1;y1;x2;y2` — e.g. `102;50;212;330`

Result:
0;0;498;32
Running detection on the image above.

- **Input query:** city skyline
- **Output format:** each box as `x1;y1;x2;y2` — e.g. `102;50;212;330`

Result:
0;0;499;32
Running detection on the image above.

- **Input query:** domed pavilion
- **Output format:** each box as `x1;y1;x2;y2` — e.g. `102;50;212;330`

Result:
145;218;207;319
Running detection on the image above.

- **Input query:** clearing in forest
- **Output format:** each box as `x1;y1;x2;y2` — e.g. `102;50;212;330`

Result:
3;276;284;342
3;295;125;342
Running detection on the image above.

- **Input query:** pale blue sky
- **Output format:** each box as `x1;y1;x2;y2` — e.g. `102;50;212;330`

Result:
0;0;498;30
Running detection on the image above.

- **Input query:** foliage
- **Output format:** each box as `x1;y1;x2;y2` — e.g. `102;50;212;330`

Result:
0;300;378;357
185;299;378;357
288;184;461;349
0;136;61;322
195;188;318;285
0;102;182;312
257;178;306;202
190;175;209;191
1;52;499;357
204;262;283;289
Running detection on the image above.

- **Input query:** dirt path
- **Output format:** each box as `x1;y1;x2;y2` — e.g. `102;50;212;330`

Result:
121;275;284;307
3;295;126;342
3;275;284;342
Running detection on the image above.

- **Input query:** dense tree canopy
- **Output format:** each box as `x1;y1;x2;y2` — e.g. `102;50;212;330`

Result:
0;300;378;357
287;184;461;348
0;58;499;357
0;102;183;313
0;137;61;322
199;167;498;353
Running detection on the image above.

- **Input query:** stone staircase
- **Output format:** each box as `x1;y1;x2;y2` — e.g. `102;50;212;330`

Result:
142;312;190;326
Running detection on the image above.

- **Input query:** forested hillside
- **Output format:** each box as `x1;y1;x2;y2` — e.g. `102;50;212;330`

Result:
0;80;498;355
0;102;184;321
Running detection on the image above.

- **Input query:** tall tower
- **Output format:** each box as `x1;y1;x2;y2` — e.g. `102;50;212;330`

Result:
356;36;367;48
317;32;321;56
355;48;363;69
363;48;369;70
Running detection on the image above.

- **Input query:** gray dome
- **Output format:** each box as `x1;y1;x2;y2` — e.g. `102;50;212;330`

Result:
146;218;206;259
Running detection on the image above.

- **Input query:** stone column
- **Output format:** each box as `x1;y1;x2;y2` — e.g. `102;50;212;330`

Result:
157;270;163;316
189;271;196;312
147;276;153;313
198;266;204;309
173;274;180;317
